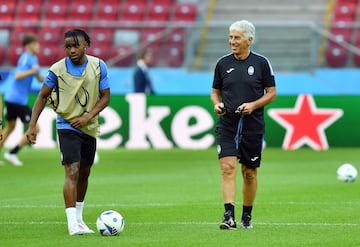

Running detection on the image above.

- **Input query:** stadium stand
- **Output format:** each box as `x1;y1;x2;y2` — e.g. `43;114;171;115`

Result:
0;0;199;67
94;0;122;21
198;0;330;72
0;1;17;30
6;0;356;70
324;0;359;67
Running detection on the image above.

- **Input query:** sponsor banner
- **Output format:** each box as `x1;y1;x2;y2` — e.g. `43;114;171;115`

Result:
5;94;359;149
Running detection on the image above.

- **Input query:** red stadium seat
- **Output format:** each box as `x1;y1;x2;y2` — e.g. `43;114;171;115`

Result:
91;28;114;46
110;45;135;67
152;0;174;5
329;28;352;46
38;45;61;66
334;2;357;20
352;32;360;67
173;3;197;22
43;2;68;22
0;1;16;29
68;3;94;21
164;44;184;67
94;0;121;21
336;0;358;4
329;17;354;46
17;1;42;23
123;0;147;4
39;28;63;45
166;28;185;46
87;45;110;61
325;44;348;67
146;2;171;22
353;53;360;67
140;28;165;46
8;44;24;66
120;2;146;22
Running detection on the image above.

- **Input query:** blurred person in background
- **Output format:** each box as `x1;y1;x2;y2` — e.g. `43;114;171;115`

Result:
211;20;276;230
133;49;155;94
26;29;110;235
0;33;44;166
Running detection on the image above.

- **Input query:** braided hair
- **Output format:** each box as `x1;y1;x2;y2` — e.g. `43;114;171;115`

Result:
64;29;91;47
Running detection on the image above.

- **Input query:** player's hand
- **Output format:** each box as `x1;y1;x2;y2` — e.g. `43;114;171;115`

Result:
214;102;226;116
236;102;256;115
26;128;37;144
70;115;91;129
30;65;40;75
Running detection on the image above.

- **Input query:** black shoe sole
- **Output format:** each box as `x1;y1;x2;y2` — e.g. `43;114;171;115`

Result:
219;222;237;230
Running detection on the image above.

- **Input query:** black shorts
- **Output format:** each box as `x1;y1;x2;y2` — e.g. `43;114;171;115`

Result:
57;129;96;166
5;101;32;123
216;127;264;168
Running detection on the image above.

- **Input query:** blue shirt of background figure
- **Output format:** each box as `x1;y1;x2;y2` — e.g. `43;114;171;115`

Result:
44;57;110;134
5;51;39;106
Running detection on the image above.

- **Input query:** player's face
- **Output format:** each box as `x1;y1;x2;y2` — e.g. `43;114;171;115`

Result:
29;41;40;55
64;36;88;65
143;52;153;66
229;30;252;56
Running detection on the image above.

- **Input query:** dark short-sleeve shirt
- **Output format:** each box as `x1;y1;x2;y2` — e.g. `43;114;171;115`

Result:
212;51;276;134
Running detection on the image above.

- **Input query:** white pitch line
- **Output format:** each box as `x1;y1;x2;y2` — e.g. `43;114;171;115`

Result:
0;201;359;208
0;221;359;227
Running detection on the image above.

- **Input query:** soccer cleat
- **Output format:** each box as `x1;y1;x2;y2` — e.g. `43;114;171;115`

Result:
4;152;23;166
219;211;237;230
68;225;85;236
78;221;95;234
241;212;253;229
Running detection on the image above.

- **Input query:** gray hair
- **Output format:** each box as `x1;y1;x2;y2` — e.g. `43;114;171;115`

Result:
229;20;256;42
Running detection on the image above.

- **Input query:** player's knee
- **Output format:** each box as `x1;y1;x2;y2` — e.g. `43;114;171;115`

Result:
65;163;80;181
243;168;257;183
221;161;237;177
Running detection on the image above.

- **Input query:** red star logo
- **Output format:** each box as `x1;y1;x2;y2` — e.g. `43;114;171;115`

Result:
268;94;343;150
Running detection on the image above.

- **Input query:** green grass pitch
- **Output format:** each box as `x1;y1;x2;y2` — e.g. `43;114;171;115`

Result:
0;147;359;247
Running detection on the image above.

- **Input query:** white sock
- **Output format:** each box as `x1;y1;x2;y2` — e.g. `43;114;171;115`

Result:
76;201;84;223
65;207;78;229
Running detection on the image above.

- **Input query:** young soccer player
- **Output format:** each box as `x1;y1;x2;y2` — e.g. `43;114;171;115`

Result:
0;33;44;166
26;29;110;235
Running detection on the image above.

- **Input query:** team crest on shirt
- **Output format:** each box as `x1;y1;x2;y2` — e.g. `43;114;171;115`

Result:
248;66;254;76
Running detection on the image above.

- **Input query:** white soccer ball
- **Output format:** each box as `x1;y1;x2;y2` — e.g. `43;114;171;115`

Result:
96;210;125;236
337;163;358;182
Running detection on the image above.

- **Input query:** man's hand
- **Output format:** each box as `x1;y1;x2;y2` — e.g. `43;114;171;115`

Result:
214;102;226;116
70;114;91;129
236;102;256;115
30;65;40;75
26;127;37;144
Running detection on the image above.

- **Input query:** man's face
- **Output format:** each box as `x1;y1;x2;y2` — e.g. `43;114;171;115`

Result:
144;52;153;66
64;36;87;65
29;41;40;55
228;30;252;55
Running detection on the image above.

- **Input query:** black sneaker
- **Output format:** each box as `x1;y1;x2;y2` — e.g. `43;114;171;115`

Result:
219;211;237;230
241;212;253;229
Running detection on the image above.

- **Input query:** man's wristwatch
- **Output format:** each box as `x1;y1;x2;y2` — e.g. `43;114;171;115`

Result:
0;120;2;126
